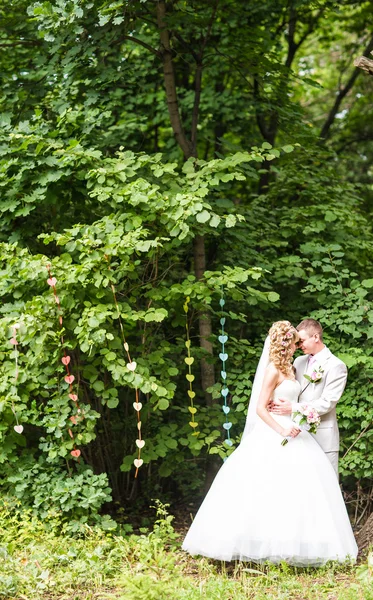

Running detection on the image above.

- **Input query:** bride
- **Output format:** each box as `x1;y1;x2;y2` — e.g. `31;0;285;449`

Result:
182;321;358;565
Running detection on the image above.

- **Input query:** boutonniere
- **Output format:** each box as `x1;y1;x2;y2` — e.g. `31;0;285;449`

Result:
304;366;324;385
300;366;324;394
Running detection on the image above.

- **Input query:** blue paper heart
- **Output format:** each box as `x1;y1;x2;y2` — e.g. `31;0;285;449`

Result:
219;298;225;307
220;317;226;326
219;352;228;362
218;335;228;344
221;371;227;380
223;422;232;430
222;405;230;414
225;439;233;447
221;387;229;397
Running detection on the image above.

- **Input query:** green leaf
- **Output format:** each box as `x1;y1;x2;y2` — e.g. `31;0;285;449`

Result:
267;292;280;302
325;211;337;222
209;214;221;228
158;398;169;410
362;279;373;288
225;215;237;228
196;210;210;223
107;398;119;409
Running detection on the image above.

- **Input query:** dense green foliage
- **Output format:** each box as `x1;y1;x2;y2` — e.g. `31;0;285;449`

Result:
1;0;373;524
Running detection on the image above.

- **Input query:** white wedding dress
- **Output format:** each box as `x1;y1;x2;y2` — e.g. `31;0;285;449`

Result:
182;379;358;566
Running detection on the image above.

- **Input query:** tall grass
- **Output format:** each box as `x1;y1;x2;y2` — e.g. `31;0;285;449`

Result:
0;499;371;600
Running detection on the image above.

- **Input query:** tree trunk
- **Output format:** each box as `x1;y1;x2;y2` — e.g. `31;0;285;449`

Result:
193;234;215;404
155;1;219;490
156;1;216;402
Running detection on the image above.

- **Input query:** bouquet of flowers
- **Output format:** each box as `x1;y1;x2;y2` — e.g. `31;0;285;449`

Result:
281;404;321;446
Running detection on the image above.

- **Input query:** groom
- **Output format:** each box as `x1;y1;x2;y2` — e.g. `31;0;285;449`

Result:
270;319;347;476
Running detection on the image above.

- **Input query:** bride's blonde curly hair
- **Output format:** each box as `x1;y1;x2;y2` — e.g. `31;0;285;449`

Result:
268;320;299;376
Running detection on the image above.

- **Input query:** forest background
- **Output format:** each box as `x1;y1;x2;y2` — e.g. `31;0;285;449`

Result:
1;0;373;536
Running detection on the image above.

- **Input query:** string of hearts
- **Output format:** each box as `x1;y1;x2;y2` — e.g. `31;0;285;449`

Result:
9;324;23;434
46;266;82;460
110;282;144;477
183;297;198;435
219;290;233;447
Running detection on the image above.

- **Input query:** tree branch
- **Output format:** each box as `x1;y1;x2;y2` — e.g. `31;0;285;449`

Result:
156;0;193;158
123;34;161;57
320;34;373;141
354;55;373;76
190;0;219;150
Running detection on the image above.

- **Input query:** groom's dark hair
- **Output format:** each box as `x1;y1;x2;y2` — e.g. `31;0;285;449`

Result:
296;319;323;341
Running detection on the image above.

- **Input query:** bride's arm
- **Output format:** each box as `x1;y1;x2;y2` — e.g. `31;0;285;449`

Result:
256;365;300;439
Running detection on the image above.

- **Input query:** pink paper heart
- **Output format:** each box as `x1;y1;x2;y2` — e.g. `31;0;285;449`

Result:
62;356;71;366
69;393;78;401
9;338;18;345
14;425;23;434
59;316;63;325
68;428;74;439
127;361;137;372
69;416;77;425
65;375;75;385
133;402;142;412
136;439;145;449
47;277;57;287
134;458;143;468
71;449;81;458
54;296;60;304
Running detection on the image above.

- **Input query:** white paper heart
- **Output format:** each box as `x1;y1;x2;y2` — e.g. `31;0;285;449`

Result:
136;439;145;449
134;458;143;468
127;361;137;372
137;421;142;430
14;425;23;434
124;342;129;352
133;402;142;412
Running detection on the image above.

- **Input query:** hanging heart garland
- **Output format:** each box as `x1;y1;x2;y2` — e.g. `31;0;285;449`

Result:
9;324;23;433
46;265;82;460
184;297;199;436
219;291;232;447
110;282;143;478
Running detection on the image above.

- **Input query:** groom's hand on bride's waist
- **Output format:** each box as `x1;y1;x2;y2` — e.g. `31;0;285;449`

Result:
268;398;292;415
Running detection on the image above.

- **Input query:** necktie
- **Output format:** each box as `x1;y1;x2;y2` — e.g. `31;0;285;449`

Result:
307;355;316;374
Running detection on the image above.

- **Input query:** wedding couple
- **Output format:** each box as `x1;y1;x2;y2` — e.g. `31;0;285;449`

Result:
182;319;358;566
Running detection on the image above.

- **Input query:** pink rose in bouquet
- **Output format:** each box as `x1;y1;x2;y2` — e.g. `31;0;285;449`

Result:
281;404;321;446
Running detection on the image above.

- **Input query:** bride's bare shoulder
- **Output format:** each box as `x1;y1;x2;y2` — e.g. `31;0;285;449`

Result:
265;362;280;378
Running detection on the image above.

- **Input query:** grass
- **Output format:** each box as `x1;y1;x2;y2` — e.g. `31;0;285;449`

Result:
0;501;372;600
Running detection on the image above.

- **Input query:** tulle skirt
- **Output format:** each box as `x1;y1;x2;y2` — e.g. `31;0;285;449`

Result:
182;420;358;566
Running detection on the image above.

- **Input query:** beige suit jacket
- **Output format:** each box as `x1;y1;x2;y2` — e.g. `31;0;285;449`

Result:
292;348;347;453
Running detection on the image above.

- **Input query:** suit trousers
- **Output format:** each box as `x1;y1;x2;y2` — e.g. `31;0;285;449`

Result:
325;451;339;479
